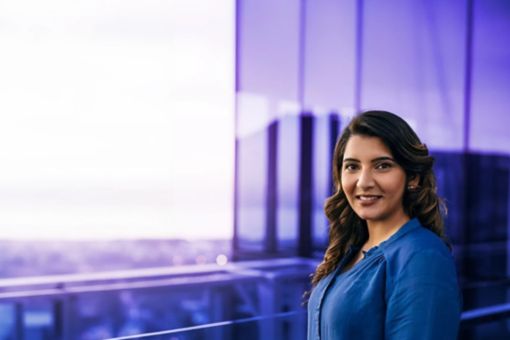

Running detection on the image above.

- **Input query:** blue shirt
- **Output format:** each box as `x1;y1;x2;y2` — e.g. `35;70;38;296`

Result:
307;218;462;339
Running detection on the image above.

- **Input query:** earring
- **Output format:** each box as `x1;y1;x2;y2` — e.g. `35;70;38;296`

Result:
407;185;416;190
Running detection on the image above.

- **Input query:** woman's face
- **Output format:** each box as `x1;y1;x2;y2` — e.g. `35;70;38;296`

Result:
341;135;409;227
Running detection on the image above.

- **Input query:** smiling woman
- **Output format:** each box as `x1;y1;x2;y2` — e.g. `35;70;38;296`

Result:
341;135;414;232
307;111;462;340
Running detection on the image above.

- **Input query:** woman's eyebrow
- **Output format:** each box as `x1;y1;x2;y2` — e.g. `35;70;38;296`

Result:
371;156;395;163
342;158;360;163
342;156;394;163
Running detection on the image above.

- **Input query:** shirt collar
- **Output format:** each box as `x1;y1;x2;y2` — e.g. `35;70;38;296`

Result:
378;217;421;250
348;217;421;252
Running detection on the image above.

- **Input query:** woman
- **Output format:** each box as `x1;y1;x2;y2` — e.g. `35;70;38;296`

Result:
307;111;462;339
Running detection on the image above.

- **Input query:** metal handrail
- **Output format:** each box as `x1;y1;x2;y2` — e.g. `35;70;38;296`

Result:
0;272;259;300
105;310;307;340
0;257;318;298
461;303;510;324
102;304;510;340
0;257;318;292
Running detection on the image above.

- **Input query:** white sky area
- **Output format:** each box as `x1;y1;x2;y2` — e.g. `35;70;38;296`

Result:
0;0;235;240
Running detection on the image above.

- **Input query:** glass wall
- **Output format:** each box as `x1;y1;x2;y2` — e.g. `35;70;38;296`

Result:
235;0;302;257
235;0;510;337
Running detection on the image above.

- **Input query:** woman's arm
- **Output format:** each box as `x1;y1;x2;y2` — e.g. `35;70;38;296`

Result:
385;249;462;339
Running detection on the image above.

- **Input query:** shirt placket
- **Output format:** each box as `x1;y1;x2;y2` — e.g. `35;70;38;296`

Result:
315;247;355;339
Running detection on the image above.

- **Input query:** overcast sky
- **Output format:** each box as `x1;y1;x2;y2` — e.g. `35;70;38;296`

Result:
0;0;235;240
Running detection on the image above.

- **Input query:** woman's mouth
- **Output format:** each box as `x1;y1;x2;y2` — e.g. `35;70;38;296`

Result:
356;195;382;204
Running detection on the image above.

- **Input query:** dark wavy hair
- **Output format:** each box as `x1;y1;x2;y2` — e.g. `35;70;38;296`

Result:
310;110;448;287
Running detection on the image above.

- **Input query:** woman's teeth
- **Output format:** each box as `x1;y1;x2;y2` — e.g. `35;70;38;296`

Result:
358;195;380;201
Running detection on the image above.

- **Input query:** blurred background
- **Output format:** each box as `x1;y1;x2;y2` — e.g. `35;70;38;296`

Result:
0;0;509;339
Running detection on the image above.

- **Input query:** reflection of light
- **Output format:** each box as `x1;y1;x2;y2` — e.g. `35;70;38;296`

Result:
216;254;228;266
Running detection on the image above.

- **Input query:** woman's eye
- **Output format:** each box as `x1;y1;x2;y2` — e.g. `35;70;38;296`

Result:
376;162;392;170
344;164;358;171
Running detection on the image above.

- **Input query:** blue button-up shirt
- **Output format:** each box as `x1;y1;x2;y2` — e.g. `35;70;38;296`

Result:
307;218;461;339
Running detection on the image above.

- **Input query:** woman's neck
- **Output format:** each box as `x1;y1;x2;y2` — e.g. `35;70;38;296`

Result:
364;214;410;249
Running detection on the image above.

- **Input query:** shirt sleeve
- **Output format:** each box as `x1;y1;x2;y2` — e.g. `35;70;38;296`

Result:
385;249;462;340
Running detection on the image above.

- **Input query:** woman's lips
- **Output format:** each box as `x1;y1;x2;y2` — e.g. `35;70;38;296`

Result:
356;195;382;205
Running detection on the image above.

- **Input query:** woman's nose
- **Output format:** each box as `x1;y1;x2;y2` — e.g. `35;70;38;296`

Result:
357;168;375;189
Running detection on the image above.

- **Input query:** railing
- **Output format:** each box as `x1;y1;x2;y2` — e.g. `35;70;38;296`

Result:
461;303;510;324
0;258;316;340
0;258;509;339
106;311;307;340
99;306;510;340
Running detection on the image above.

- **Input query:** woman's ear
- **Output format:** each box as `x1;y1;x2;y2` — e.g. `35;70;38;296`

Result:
407;174;420;190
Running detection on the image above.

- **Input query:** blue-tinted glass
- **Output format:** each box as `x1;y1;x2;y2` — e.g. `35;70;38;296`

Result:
312;114;335;250
362;0;466;150
277;115;300;250
237;129;267;250
303;0;356;111
0;303;15;338
470;0;510;153
237;0;302;254
238;0;300;101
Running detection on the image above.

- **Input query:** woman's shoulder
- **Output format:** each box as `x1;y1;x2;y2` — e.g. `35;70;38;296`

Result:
383;220;451;258
381;221;457;283
402;224;451;255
